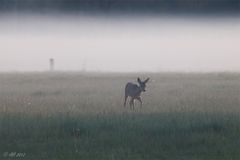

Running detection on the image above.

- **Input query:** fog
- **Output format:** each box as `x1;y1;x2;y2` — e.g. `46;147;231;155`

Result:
0;14;239;72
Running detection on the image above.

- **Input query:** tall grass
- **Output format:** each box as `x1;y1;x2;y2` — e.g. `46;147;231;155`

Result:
0;72;240;159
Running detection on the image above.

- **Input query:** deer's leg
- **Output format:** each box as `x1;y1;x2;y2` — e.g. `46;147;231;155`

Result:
132;98;135;110
124;95;128;107
129;97;132;107
136;97;142;107
129;97;134;110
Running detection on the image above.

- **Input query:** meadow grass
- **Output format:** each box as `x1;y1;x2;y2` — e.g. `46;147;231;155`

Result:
0;72;240;160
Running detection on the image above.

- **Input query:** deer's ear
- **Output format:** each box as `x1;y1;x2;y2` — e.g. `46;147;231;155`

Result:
137;77;141;83
144;78;150;83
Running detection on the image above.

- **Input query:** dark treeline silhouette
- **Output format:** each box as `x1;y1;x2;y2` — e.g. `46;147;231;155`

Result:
0;0;239;14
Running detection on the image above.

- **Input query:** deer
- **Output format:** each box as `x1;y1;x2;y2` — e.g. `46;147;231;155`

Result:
124;77;150;109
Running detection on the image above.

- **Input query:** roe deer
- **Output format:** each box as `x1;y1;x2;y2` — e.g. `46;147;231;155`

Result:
124;77;150;109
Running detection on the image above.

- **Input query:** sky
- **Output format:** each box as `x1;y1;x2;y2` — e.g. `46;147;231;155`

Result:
0;14;239;72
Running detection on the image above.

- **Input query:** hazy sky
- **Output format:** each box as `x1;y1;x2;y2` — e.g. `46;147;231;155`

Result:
0;14;239;72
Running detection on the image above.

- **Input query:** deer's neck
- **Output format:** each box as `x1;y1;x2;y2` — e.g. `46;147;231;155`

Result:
137;87;142;95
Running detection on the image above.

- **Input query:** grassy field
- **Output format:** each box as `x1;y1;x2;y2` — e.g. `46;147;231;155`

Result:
1;72;240;160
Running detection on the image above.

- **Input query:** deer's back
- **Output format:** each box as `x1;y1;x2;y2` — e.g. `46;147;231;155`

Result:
125;82;141;97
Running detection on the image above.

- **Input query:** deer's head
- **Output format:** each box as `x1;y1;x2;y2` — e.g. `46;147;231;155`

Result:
137;77;150;92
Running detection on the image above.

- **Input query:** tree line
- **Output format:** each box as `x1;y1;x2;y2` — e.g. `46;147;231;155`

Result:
0;0;239;13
